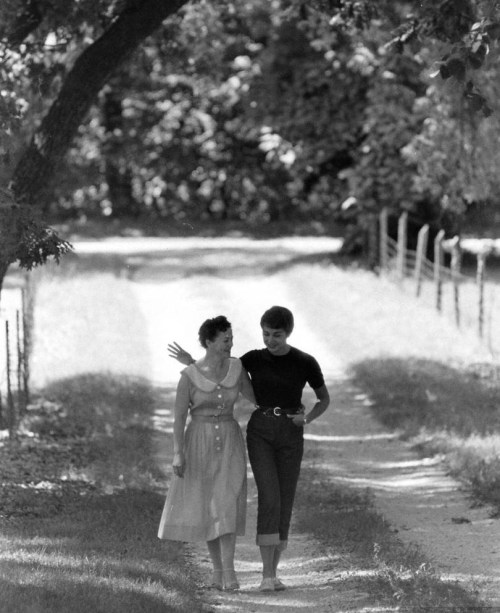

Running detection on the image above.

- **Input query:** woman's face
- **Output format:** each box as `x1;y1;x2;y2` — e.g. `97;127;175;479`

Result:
207;327;233;357
261;326;290;355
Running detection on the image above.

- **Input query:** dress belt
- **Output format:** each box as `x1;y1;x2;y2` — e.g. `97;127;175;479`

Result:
255;405;302;417
191;414;235;422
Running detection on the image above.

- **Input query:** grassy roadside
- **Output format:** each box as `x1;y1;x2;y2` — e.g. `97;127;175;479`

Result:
350;358;500;515
279;262;500;517
0;374;208;613
294;455;488;612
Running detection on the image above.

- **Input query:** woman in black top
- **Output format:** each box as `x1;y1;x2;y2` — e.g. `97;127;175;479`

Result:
168;306;330;592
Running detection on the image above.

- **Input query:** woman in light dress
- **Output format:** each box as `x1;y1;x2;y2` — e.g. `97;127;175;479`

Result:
167;306;330;592
158;316;255;591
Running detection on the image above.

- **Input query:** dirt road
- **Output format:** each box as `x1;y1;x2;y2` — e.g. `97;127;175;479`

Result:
34;236;500;611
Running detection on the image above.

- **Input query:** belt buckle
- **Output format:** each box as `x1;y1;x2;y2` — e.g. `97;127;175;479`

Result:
273;407;282;416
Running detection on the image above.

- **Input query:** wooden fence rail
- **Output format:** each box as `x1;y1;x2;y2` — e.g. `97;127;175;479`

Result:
378;208;493;351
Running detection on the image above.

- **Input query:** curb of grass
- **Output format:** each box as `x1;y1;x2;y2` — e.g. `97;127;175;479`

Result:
0;374;208;613
349;357;500;515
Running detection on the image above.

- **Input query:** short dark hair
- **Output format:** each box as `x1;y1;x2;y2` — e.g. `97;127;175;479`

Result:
198;316;231;348
260;306;294;334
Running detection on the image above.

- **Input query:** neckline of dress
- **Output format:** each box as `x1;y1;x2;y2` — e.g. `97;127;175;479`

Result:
192;359;232;385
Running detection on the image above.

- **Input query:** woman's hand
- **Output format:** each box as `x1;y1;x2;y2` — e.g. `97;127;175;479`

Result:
287;405;307;428
167;342;194;366
172;452;186;478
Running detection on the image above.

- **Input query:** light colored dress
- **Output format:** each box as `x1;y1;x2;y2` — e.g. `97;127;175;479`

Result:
158;357;247;542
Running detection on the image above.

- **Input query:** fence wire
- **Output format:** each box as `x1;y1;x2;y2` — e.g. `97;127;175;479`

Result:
381;228;500;359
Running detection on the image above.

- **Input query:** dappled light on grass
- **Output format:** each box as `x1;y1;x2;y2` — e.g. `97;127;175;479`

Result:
275;264;491;366
350;358;500;436
294;464;489;613
0;370;205;612
350;357;500;513
304;432;397;443
31;270;153;387
0;488;200;613
0;539;194;613
334;469;456;494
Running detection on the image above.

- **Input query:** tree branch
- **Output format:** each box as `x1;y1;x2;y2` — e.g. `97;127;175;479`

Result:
3;0;42;45
11;0;190;204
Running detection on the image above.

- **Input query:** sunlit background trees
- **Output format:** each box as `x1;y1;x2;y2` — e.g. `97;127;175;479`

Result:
2;0;500;282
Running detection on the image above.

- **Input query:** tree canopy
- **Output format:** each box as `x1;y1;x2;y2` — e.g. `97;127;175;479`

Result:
1;0;500;279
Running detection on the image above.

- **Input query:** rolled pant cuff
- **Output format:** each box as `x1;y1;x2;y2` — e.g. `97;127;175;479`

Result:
256;533;280;546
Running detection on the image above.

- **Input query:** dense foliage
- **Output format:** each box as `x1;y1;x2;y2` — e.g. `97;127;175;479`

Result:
2;0;500;273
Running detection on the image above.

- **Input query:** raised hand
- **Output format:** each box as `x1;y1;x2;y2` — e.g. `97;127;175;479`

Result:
167;342;194;365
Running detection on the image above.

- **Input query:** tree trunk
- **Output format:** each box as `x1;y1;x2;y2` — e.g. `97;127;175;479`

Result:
0;0;190;292
11;0;190;206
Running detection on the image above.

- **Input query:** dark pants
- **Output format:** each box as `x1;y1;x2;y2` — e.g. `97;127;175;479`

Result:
246;411;304;547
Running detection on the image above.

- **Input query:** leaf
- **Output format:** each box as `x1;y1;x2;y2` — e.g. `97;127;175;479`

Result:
465;92;485;113
439;63;451;79
485;22;500;40
429;61;443;79
468;43;487;70
444;57;466;81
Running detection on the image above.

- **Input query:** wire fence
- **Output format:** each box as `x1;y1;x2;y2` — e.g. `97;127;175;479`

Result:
0;274;33;438
378;208;500;359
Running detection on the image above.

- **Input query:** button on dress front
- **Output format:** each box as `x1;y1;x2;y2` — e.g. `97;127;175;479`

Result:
158;358;247;542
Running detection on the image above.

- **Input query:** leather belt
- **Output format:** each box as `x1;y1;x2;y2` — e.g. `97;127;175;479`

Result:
256;405;301;417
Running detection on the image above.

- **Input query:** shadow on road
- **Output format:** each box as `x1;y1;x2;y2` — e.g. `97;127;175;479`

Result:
45;237;346;283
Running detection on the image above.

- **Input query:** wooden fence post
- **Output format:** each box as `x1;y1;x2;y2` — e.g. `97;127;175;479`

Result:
396;211;408;279
379;208;389;272
434;230;445;311
5;321;15;439
16;309;27;416
477;251;487;339
450;237;461;327
414;224;429;296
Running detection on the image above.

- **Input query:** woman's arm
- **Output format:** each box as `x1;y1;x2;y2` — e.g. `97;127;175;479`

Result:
288;384;330;427
239;367;256;404
172;373;190;477
167;342;195;366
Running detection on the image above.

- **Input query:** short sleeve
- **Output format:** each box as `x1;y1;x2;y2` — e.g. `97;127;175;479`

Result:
307;355;325;390
240;351;255;372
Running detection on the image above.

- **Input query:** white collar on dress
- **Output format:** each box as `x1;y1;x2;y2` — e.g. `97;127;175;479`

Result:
183;357;242;392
